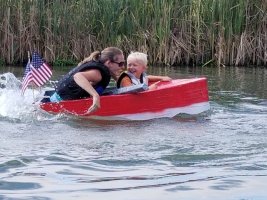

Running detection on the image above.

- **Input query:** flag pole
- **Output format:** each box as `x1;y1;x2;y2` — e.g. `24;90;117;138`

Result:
27;51;30;61
27;51;35;100
21;51;31;96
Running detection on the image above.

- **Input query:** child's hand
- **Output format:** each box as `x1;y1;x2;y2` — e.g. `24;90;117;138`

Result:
161;76;172;81
148;81;161;90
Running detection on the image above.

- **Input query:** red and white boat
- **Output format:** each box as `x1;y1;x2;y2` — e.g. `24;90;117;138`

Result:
40;77;210;120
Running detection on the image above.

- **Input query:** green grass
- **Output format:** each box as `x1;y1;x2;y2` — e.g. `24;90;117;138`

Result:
0;0;266;66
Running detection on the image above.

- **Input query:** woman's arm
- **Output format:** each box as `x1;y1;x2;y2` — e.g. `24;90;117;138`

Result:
73;70;102;114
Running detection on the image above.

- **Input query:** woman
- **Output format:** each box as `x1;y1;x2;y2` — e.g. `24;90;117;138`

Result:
50;47;125;114
117;52;171;90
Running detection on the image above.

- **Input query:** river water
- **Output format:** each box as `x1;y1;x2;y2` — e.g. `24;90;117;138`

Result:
0;65;266;200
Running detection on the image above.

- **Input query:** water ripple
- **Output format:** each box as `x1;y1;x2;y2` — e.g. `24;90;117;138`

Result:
0;180;41;190
0;159;27;173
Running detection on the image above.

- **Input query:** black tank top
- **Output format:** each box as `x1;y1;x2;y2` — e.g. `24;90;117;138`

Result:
56;60;111;100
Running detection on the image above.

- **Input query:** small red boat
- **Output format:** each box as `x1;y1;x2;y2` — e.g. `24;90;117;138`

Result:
40;77;210;120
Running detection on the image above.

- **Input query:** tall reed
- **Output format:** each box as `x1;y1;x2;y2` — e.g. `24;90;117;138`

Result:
0;0;266;66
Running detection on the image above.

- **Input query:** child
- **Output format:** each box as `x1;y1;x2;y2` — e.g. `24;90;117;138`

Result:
116;52;171;90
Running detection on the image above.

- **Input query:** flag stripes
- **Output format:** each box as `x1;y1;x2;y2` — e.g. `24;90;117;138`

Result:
21;52;52;95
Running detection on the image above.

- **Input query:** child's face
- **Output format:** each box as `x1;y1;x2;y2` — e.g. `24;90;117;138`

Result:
127;59;146;79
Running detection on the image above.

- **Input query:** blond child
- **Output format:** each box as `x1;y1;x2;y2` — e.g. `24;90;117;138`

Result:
117;52;171;90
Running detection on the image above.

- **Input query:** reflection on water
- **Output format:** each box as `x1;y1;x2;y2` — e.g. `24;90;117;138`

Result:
0;65;267;199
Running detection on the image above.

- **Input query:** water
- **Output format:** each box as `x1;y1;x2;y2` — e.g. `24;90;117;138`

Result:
0;65;267;200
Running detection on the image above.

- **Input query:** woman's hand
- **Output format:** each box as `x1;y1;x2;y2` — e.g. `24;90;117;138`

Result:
86;94;100;114
73;71;102;115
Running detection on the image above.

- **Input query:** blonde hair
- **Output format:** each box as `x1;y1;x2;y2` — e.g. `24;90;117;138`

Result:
78;47;123;66
127;52;148;66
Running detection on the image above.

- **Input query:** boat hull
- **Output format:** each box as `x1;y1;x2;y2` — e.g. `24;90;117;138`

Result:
40;78;210;120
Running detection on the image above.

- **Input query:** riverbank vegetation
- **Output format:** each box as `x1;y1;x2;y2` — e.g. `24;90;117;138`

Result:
0;0;266;66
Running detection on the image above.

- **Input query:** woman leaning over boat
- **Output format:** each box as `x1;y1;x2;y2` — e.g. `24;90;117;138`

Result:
50;47;125;114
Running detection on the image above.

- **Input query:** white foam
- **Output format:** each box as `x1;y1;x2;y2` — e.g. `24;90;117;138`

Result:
0;73;45;120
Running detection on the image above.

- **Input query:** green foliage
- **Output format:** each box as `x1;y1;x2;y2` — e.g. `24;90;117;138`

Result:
0;58;5;66
53;59;77;67
0;0;266;66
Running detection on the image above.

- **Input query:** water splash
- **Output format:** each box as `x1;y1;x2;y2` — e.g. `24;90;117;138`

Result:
0;72;21;89
0;73;52;121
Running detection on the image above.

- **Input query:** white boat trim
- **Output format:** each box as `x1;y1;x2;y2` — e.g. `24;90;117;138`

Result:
85;102;210;121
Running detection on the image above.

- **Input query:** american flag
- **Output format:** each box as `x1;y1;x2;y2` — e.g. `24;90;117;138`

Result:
21;52;52;94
